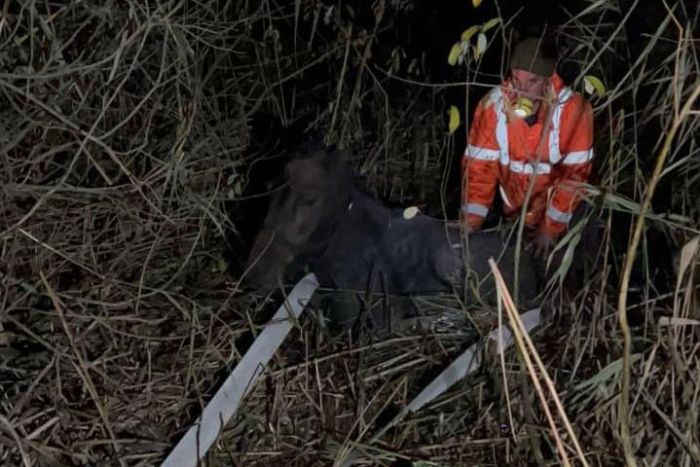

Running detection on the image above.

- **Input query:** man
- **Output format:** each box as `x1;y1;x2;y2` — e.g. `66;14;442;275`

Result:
461;37;594;256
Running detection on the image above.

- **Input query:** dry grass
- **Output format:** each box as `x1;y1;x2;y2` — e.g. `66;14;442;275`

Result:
1;1;698;466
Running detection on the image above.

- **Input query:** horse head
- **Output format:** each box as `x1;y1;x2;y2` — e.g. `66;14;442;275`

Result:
244;145;354;290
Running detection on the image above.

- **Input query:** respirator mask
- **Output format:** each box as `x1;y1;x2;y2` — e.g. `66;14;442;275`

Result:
512;96;535;118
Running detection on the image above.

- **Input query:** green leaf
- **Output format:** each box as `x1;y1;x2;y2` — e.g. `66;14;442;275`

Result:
448;105;460;134
447;42;461;66
474;33;487;59
460;25;480;43
583;74;606;97
482;17;501;32
472;0;483;8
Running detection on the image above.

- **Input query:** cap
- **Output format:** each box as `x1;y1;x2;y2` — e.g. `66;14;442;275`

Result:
510;38;556;77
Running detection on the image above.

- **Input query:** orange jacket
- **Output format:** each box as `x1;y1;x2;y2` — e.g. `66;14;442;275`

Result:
462;74;594;237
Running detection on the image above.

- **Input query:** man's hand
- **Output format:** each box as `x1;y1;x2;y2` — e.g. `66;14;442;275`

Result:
530;228;556;258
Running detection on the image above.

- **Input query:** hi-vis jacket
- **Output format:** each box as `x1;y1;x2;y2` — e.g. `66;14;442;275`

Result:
462;74;594;237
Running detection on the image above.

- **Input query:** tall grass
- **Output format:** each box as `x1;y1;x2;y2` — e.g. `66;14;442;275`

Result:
0;0;697;466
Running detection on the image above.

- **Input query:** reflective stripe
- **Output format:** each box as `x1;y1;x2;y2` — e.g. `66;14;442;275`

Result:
462;203;489;217
493;88;510;165
548;86;572;164
547;205;573;223
509;161;551;174
466;145;500;161
548;104;562;163
562;149;593;165
485;86;578;177
558;87;573;102
499;185;513;208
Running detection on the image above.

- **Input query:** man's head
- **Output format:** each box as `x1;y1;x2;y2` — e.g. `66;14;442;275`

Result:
509;37;556;102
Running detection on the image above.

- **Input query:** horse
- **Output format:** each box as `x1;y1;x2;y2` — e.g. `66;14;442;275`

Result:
243;145;544;330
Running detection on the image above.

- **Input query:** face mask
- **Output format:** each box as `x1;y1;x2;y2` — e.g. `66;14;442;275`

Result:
512;96;535;118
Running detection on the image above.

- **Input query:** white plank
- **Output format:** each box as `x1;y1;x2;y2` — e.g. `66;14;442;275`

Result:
161;273;319;467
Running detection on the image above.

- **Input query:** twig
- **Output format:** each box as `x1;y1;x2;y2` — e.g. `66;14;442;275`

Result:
0;415;32;467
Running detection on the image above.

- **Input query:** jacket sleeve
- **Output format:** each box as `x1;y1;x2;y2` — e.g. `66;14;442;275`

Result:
542;97;594;237
462;93;500;230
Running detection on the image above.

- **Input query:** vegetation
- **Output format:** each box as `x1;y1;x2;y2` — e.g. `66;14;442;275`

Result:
0;1;698;465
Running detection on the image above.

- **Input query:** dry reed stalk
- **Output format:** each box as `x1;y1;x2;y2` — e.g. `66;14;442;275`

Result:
0;1;698;466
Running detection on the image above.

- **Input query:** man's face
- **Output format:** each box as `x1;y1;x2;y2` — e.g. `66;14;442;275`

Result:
511;69;549;100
